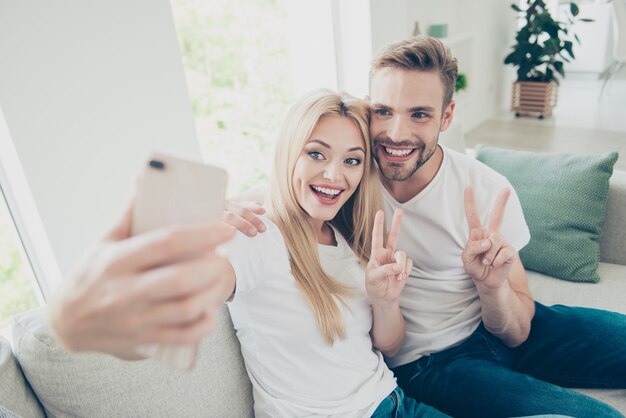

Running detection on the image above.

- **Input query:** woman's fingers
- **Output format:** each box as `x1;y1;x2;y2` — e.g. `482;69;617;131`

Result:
394;251;407;281
104;194;135;242
371;263;402;284
404;258;413;280
140;281;228;328
371;210;385;251
138;312;218;346
385;209;404;251
132;253;233;302
110;221;235;273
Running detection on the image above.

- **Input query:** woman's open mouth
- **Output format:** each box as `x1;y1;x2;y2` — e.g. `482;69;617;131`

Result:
310;185;344;205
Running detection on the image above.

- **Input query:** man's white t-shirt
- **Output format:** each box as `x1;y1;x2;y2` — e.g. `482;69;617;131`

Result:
225;217;396;418
383;146;531;368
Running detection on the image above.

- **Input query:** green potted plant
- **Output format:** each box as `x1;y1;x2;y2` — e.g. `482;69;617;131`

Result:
455;72;468;94
504;0;592;118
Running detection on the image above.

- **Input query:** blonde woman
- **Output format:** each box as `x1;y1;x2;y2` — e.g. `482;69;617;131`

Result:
221;89;448;418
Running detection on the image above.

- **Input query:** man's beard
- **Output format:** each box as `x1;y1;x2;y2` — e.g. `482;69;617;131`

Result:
372;134;439;182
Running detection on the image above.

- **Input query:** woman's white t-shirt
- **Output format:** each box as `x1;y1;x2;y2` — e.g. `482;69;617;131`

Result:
225;217;396;418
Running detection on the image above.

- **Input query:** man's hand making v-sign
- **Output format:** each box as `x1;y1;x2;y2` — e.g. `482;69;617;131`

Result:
461;186;535;348
462;186;516;289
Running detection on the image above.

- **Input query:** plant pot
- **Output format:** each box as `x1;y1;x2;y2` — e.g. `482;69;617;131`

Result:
510;81;558;119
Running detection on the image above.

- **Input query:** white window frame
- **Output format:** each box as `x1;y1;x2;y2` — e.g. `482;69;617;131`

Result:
0;105;61;302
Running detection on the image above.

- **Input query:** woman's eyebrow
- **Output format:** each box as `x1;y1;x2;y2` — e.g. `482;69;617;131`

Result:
307;139;330;148
307;139;364;154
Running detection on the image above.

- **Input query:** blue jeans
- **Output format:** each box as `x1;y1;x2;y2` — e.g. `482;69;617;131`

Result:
371;387;450;417
370;387;566;418
392;303;626;418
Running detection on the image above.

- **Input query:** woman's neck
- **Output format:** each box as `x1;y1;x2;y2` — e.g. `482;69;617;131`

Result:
311;219;337;246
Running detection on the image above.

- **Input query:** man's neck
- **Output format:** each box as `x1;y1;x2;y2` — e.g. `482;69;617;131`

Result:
380;146;444;204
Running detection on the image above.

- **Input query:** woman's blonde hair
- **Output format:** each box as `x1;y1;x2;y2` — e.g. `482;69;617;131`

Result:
267;89;382;345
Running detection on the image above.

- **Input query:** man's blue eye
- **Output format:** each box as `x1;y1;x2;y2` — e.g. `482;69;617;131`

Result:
345;158;361;166
412;112;428;119
375;109;390;116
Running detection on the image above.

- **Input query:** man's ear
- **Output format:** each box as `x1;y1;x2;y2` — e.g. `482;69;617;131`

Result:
439;100;455;132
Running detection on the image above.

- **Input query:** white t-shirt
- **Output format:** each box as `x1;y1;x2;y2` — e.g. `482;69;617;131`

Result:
225;217;396;418
383;146;531;367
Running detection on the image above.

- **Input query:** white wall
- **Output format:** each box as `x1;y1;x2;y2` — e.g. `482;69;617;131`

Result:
0;0;199;288
333;0;373;99
286;0;338;95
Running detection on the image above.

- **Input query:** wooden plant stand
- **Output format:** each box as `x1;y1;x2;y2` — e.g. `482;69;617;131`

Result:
511;81;558;119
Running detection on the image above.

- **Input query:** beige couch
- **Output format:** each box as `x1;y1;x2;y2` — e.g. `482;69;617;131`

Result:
524;169;626;413
1;157;625;417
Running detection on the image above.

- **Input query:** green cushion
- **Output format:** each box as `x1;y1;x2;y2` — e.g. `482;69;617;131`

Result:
475;145;618;283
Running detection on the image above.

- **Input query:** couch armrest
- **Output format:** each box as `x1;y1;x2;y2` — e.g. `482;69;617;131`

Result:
0;336;45;418
600;169;626;266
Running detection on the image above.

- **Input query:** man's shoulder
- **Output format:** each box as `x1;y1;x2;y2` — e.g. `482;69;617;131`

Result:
442;146;510;188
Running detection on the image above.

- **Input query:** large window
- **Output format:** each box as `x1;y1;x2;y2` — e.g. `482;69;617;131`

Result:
0;0;339;338
171;0;295;195
0;189;40;339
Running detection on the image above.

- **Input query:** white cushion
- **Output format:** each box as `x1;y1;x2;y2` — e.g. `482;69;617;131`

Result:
0;336;45;418
528;264;626;414
12;306;253;417
528;262;626;314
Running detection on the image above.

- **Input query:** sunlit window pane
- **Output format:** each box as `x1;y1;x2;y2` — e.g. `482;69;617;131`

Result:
0;190;40;338
171;0;295;195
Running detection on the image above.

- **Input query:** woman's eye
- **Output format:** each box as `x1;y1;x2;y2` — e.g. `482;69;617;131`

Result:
345;158;362;166
308;151;324;160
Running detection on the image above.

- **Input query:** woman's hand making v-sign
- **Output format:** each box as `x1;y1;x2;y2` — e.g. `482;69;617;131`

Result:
366;208;411;357
366;209;411;303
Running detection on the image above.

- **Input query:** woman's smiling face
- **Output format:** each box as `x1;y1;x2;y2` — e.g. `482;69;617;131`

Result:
292;115;366;223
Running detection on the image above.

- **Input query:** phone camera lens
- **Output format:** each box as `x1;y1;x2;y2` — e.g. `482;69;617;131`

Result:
148;159;166;170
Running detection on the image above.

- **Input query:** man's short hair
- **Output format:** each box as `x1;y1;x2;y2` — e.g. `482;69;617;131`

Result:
370;35;458;109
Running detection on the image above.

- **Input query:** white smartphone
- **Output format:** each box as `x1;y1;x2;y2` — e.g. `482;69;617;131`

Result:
131;151;228;370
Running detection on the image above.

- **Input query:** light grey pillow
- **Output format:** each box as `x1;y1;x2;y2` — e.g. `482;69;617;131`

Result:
0;336;45;418
13;307;253;418
0;405;22;418
599;170;626;265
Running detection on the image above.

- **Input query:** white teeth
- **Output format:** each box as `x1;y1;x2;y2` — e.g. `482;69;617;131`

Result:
312;186;341;196
384;147;412;156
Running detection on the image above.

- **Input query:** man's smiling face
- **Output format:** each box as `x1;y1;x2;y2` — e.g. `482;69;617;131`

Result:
369;67;452;182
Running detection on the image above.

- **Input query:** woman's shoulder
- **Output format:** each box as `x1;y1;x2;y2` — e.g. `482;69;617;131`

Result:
224;214;288;279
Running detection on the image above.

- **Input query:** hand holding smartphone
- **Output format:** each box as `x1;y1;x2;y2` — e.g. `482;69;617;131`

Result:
131;151;228;370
